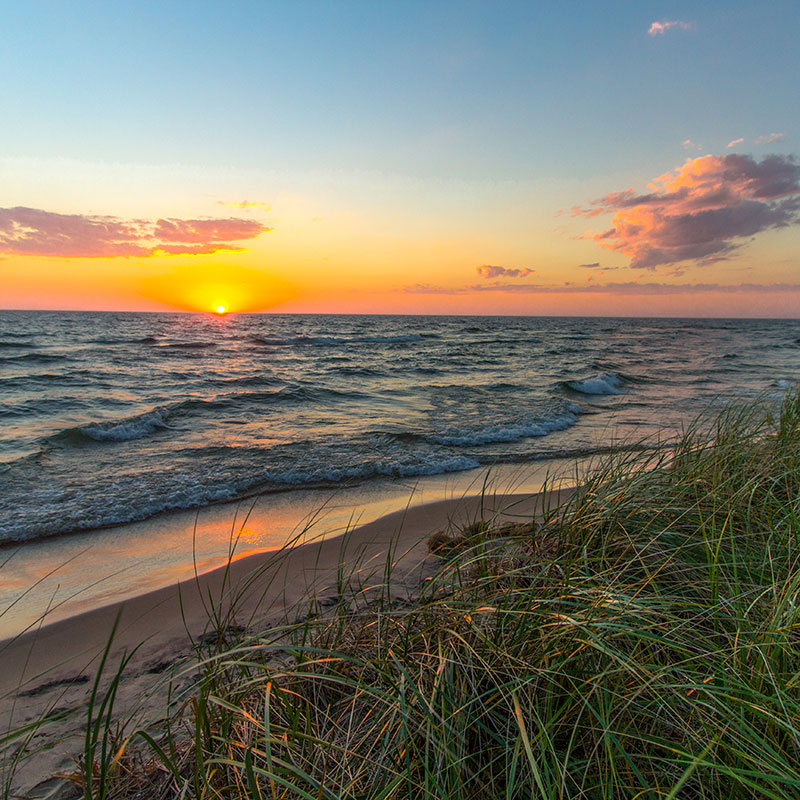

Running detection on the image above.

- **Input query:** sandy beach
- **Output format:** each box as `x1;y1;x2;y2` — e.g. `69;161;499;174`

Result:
0;487;570;796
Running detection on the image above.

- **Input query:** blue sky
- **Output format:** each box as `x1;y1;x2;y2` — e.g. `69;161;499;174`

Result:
1;1;799;314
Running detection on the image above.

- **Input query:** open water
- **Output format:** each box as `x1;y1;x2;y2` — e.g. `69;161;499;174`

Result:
1;312;798;545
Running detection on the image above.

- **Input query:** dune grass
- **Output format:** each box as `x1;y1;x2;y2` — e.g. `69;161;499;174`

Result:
8;389;800;798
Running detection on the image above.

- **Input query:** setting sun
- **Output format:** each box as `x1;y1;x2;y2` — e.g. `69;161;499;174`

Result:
215;305;226;314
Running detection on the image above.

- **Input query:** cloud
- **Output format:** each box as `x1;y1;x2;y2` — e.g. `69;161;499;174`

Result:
727;138;744;148
577;262;601;268
682;139;703;152
476;264;535;278
465;281;800;295
0;207;271;258
405;281;800;296
648;20;692;36
218;200;271;210
755;132;785;145
573;154;800;269
403;283;466;295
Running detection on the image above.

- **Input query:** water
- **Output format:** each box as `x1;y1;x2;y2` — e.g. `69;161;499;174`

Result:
1;312;798;546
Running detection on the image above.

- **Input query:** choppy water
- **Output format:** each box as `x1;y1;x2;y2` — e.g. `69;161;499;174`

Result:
1;312;798;545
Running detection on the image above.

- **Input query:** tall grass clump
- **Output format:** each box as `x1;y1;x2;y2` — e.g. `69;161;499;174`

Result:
14;390;800;798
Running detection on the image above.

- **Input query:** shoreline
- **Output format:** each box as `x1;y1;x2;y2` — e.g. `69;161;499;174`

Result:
0;459;582;641
0;442;632;552
0;486;572;794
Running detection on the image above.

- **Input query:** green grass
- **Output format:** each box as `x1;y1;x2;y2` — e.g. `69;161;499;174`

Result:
7;390;800;798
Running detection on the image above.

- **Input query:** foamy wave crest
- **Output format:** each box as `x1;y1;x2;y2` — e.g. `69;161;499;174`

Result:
265;454;480;485
431;406;581;447
774;379;794;389
565;373;624;396
79;407;172;442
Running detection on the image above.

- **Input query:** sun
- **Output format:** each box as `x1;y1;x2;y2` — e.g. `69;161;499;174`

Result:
215;305;226;314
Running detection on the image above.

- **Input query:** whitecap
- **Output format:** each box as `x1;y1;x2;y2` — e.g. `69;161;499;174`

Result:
79;407;172;442
566;373;624;396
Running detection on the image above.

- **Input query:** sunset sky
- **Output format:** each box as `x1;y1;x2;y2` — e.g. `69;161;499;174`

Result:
2;1;799;316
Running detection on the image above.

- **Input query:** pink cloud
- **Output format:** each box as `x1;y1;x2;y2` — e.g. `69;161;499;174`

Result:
153;217;265;244
574;154;800;269
0;207;271;258
648;20;692;36
727;138;744;148
476;264;535;278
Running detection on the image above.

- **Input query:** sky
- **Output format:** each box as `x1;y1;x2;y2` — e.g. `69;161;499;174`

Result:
1;0;799;316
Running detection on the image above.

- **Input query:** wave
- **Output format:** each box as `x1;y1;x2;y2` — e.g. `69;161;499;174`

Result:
207;374;281;389
247;333;437;347
774;379;794;389
47;385;371;435
0;450;485;544
0;340;37;349
158;341;217;350
80;407;173;442
261;454;481;487
564;372;625;396
326;365;388;377
187;385;372;411
87;335;159;345
45;407;173;446
0;352;67;365
429;406;581;447
0;329;37;338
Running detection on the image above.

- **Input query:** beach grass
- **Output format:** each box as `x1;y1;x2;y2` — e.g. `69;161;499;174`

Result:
7;389;800;798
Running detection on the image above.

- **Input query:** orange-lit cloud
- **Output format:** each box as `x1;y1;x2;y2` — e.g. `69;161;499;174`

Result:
475;264;535;278
648;20;692;36
575;154;800;270
0;207;271;258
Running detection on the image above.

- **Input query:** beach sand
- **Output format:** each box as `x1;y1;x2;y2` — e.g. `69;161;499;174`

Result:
0;486;572;796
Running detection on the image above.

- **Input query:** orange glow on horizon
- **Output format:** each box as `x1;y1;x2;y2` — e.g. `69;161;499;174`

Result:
136;262;298;312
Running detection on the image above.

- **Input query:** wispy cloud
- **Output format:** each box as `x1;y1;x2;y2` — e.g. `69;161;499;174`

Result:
682;139;703;152
755;132;785;145
573;154;800;270
404;283;466;295
648;20;693;36
727;138;744;148
218;199;272;210
476;264;534;278
468;281;800;295
0;207;271;258
406;281;800;296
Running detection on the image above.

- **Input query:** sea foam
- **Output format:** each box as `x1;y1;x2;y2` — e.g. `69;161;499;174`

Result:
566;373;624;396
79;407;172;442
